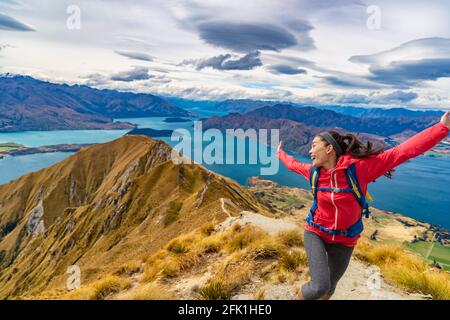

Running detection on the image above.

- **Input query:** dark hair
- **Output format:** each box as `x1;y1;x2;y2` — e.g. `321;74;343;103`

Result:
317;131;394;179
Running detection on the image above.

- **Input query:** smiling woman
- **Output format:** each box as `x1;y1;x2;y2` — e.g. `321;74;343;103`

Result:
276;113;450;300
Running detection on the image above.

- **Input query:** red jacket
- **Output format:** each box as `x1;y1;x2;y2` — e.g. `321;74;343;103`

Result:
277;122;449;247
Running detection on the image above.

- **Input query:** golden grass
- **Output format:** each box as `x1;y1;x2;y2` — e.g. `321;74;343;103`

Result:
247;237;284;260
199;233;223;253
280;249;308;272
200;219;218;236
143;253;182;282
114;261;142;276
224;225;267;253
167;241;190;254
62;275;131;300
356;241;450;300
277;229;303;247
198;259;252;300
139;222;307;300
121;282;175;300
198;280;232;300
52;222;309;301
254;288;265;300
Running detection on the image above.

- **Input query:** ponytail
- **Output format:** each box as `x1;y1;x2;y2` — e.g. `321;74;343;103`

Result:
318;131;394;179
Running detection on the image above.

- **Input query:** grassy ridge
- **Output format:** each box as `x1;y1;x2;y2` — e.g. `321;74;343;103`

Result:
404;241;450;271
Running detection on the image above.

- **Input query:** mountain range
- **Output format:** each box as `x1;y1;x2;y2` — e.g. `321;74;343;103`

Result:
0;75;195;132
202;104;440;156
196;98;444;118
245;104;439;136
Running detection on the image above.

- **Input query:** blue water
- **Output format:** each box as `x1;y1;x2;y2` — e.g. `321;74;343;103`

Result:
0;152;75;184
0;115;449;229
0;130;128;147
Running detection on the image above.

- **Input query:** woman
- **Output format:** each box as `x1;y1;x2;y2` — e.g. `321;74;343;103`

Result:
276;111;450;300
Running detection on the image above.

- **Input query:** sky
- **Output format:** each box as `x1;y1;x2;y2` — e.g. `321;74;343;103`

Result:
1;0;450;110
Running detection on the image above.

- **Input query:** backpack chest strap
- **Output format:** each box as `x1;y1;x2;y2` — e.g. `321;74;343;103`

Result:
312;187;353;193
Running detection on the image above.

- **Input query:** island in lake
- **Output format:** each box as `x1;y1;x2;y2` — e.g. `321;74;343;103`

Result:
126;128;174;137
0;142;92;159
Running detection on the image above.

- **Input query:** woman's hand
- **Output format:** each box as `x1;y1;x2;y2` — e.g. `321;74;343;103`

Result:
277;140;283;153
441;111;450;130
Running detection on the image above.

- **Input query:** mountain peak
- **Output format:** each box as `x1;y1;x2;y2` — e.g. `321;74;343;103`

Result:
0;136;270;298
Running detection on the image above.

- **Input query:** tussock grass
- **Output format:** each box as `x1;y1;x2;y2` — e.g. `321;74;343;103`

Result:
143;232;211;283
63;275;131;300
114;261;141;276
356;241;450;300
198;280;232;300
200;220;218;236
254;288;265;300
277;230;303;247
167;241;190;254
122;282;175;300
224;225;267;253
199;259;252;300
280;249;308;272
248;238;284;260
199;234;223;253
355;242;403;265
143;253;182;282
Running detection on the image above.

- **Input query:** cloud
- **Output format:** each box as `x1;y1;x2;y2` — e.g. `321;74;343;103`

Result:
367;58;450;87
183;51;262;70
350;38;450;65
0;44;11;52
110;66;152;82
114;50;154;62
321;75;381;89
268;64;307;75
0;0;27;10
197;21;300;52
79;73;109;86
0;12;35;31
81;69;169;86
321;90;419;105
380;90;418;103
349;38;450;87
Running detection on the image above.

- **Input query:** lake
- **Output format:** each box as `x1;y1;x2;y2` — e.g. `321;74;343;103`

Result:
0;114;449;229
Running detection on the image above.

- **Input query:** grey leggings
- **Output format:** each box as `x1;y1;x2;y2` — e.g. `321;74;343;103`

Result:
301;230;354;300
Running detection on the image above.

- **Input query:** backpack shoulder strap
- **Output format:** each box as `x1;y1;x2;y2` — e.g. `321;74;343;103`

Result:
346;163;371;218
308;166;321;216
309;166;320;192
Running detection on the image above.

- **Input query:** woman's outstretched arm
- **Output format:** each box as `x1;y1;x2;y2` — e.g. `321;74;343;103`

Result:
276;141;312;181
359;112;450;182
